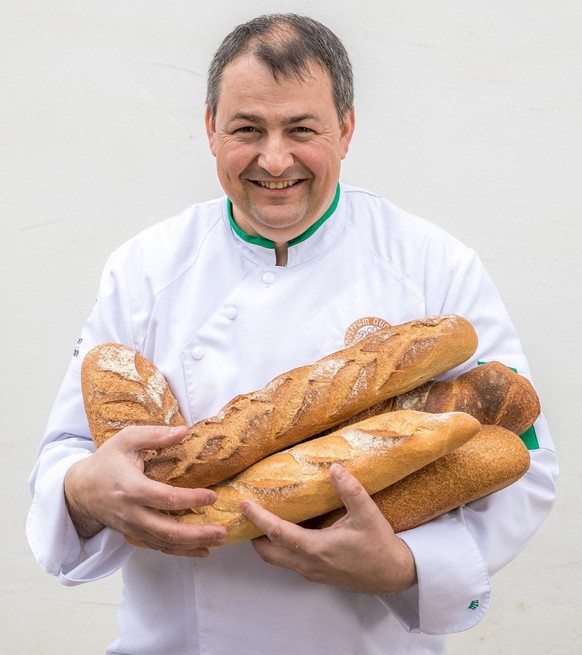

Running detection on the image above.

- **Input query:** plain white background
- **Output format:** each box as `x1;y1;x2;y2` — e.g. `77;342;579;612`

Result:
2;1;580;652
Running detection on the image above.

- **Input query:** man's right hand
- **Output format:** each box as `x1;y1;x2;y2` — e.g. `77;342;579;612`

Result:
64;425;227;557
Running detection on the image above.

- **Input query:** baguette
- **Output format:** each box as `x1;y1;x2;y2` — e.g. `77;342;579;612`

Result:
155;409;481;545
81;343;186;448
332;361;540;437
312;424;530;532
142;315;478;488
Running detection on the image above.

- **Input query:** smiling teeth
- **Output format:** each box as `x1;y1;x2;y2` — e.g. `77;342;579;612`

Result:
258;180;298;189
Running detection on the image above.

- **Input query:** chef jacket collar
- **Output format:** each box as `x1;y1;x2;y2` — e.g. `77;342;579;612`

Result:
225;184;341;266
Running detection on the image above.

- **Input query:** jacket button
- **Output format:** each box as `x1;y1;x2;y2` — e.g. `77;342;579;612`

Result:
262;271;275;284
191;346;206;360
224;306;237;320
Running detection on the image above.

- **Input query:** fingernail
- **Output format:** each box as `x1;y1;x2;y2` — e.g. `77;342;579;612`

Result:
205;491;217;505
333;463;345;479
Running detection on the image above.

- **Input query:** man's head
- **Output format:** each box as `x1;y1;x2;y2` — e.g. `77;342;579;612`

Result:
206;14;354;123
205;15;355;245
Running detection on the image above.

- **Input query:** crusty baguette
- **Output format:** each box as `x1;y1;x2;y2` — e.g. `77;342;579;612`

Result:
311;424;530;532
81;343;186;447
141;315;478;488
332;361;540;436
149;409;481;545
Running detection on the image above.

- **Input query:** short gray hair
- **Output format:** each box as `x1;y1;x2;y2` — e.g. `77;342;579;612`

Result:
206;14;354;121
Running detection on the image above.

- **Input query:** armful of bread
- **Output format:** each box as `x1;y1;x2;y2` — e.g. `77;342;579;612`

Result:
80;314;539;547
82;314;478;488
130;409;481;546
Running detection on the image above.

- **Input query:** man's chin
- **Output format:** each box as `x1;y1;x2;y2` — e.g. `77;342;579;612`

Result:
251;214;313;242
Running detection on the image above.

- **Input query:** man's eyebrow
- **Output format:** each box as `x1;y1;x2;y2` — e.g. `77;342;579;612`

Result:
284;114;317;125
230;113;265;125
229;113;317;126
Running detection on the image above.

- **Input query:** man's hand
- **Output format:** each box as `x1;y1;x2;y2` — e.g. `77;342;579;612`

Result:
64;425;227;557
241;463;417;595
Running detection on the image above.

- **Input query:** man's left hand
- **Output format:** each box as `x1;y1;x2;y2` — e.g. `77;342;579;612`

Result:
241;463;417;596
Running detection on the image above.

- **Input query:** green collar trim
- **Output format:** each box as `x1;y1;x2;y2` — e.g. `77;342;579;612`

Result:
227;184;340;249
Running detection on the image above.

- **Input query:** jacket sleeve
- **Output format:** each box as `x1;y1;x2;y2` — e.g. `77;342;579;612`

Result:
378;247;558;634
26;250;139;585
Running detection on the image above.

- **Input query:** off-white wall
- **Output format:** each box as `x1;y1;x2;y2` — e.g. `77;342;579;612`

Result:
2;1;580;653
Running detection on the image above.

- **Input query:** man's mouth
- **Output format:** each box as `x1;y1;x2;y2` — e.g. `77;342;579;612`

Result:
255;179;301;190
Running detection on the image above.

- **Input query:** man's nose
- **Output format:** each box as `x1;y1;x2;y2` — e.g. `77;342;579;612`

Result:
257;135;294;176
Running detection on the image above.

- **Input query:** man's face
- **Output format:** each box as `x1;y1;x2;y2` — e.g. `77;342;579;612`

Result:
206;54;355;244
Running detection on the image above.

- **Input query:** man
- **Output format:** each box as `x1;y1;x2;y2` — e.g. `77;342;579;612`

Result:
28;13;557;654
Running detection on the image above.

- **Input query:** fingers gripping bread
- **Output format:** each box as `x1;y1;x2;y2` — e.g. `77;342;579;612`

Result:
312;424;530;532
141;315;478;488
159;410;482;545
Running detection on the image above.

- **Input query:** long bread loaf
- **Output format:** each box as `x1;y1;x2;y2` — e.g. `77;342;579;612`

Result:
332;361;540;437
146;409;481;546
312;424;530;532
81;343;187;448
143;315;477;487
82;315;478;488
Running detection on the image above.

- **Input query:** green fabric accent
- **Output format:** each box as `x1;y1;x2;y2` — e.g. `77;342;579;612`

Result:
477;361;540;449
517;425;540;450
227;184;340;249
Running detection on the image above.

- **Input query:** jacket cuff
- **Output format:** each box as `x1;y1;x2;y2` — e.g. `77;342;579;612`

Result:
381;513;490;634
27;443;132;584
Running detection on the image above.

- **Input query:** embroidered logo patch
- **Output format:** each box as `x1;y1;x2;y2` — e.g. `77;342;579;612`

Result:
73;337;83;357
344;317;391;346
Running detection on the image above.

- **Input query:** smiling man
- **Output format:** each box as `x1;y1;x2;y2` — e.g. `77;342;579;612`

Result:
206;55;354;262
28;13;557;655
205;18;355;264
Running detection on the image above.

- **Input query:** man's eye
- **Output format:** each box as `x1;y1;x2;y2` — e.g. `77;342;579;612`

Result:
293;126;314;134
236;126;257;134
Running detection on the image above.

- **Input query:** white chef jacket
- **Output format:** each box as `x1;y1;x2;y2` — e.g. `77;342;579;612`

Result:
27;185;557;655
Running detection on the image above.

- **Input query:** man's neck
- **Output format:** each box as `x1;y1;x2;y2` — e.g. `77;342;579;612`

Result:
274;242;288;266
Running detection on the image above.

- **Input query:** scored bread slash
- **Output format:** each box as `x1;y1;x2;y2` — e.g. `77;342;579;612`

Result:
146;409;481;546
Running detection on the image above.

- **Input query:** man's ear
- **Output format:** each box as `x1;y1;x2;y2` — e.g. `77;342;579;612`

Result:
339;107;356;160
205;106;217;156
